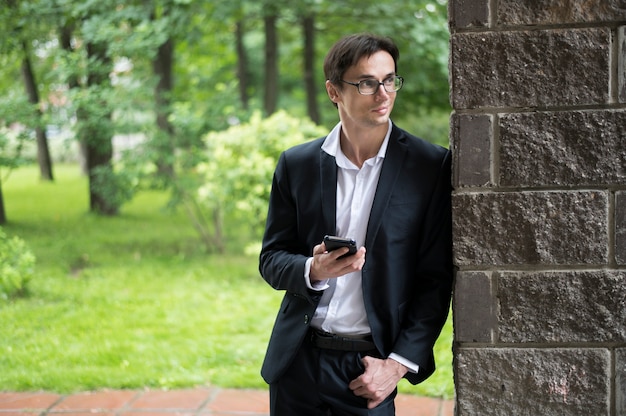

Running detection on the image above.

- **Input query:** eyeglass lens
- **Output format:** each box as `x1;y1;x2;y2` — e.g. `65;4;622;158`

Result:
359;77;403;94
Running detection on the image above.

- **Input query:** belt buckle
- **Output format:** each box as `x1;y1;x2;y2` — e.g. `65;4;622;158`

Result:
310;329;373;352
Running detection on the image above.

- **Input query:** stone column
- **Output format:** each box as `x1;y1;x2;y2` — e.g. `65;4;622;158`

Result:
448;1;626;415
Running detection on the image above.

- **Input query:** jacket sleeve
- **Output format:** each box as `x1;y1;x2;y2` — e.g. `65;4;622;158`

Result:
393;149;453;384
259;151;318;303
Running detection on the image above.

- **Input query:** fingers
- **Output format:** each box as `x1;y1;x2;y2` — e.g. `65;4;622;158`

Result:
311;245;366;281
349;356;403;409
313;243;326;256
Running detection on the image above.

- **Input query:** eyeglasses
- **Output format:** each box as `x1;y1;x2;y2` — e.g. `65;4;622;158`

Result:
341;76;404;95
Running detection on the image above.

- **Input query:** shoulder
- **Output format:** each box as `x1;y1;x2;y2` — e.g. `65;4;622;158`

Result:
279;136;326;164
391;123;450;164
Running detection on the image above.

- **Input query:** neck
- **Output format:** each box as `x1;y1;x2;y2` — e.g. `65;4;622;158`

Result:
339;124;387;168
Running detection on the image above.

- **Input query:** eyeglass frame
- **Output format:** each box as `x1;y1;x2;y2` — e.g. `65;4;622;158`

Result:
339;75;404;95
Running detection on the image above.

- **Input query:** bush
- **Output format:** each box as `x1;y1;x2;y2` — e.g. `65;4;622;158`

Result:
196;110;328;250
0;228;35;301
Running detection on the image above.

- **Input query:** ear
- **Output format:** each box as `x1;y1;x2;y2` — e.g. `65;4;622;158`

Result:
325;80;341;104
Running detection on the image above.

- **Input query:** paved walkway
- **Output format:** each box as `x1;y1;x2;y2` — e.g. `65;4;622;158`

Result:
0;388;454;416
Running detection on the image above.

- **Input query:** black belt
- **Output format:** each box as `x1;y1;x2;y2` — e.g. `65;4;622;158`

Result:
309;329;376;352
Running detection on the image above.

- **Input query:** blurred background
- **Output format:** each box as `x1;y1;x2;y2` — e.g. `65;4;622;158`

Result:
0;0;453;399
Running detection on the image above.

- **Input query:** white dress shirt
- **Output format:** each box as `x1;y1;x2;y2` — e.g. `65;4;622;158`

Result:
304;120;418;373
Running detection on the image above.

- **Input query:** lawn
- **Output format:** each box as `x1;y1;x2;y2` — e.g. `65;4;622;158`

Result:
0;164;454;398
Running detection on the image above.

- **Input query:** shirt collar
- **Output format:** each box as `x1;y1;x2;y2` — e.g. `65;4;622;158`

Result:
322;120;392;169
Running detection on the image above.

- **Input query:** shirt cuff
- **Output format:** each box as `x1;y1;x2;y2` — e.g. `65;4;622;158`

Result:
388;353;419;374
304;257;329;291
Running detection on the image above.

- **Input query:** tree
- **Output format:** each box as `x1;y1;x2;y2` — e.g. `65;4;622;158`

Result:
4;0;55;181
235;20;250;110
19;39;54;181
55;0;129;215
81;40;117;215
58;17;92;175
302;14;320;124
151;7;176;180
0;0;452;228
0;96;34;224
263;8;279;116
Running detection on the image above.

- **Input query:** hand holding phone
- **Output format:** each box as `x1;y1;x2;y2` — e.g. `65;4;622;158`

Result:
309;235;364;282
323;235;357;259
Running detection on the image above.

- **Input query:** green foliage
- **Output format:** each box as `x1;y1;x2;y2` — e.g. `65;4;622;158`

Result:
0;0;455;396
0;164;453;398
0;93;38;167
0;165;276;391
0;228;35;301
90;164;137;209
316;0;451;121
396;109;451;149
197;110;327;246
0;0;452;218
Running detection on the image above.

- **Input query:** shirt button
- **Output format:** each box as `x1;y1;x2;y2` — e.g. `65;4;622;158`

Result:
304;314;309;324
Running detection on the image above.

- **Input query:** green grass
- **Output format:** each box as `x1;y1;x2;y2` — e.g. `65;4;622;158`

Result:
0;164;453;398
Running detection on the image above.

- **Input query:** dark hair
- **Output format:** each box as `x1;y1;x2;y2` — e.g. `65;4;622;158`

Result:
323;33;399;87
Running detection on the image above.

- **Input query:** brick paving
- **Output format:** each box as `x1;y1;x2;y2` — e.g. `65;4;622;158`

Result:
0;388;454;416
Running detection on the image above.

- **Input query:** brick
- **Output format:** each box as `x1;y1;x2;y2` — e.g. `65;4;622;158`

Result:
0;393;61;410
498;0;626;26
455;348;610;416
618;349;626;415
617;26;626;103
130;389;211;410
449;0;489;28
497;271;626;343
454;271;494;343
450;113;492;188
394;395;443;416
53;391;137;411
499;110;626;187
206;389;268;413
617;192;626;265
450;28;610;109
452;191;608;266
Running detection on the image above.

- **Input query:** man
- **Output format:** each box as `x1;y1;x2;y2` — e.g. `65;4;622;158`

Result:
259;33;453;415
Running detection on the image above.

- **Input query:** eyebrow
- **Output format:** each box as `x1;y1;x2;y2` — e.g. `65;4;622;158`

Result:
354;72;396;80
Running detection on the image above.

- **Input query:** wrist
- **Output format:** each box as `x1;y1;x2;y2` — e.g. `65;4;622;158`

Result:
388;358;409;377
309;257;322;282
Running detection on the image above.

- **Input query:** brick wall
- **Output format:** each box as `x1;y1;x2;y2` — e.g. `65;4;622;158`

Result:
448;1;626;414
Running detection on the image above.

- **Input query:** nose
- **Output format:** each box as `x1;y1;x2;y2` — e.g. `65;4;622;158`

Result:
375;83;390;98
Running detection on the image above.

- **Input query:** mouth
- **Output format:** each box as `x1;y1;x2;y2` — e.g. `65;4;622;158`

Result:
372;106;389;115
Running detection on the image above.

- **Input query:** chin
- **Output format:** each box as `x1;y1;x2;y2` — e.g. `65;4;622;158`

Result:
370;115;390;125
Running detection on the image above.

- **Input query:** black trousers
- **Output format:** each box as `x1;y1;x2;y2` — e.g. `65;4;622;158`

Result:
269;334;397;416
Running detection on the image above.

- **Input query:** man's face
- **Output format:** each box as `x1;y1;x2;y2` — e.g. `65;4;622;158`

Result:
327;50;398;129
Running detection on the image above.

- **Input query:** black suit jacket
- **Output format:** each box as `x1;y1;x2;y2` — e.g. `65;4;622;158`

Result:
259;123;453;385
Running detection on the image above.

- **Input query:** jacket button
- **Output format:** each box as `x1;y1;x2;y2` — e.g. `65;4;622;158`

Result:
304;314;309;324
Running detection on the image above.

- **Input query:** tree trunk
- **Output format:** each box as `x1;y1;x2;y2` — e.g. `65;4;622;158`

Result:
82;41;117;215
263;14;278;116
59;22;88;175
20;45;54;181
302;15;320;125
235;20;249;110
152;34;176;179
5;0;52;184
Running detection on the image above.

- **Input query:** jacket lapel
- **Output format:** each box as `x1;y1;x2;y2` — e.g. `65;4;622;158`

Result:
320;148;337;234
365;126;407;247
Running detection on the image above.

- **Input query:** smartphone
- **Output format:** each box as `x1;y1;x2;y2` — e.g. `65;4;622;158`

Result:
323;235;357;259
